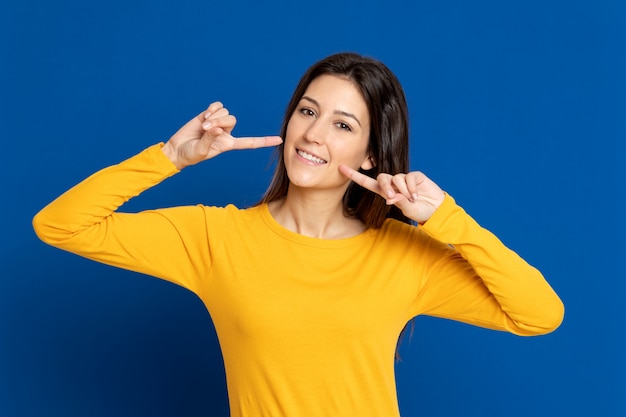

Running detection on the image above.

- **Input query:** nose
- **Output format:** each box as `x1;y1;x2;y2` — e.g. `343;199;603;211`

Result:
303;118;327;145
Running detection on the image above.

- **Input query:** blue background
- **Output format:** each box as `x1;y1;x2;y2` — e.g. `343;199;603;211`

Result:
2;0;624;416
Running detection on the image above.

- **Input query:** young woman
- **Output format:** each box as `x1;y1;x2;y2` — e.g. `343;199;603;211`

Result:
33;52;564;417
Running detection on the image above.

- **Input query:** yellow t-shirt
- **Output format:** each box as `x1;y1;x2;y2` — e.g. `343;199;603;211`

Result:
33;144;563;417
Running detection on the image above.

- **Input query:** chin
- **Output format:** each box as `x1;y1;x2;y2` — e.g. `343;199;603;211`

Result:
288;178;317;189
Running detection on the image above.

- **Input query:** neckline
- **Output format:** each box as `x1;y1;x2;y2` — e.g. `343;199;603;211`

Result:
257;203;375;249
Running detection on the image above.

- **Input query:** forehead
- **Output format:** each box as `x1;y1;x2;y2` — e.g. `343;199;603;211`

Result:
302;74;368;116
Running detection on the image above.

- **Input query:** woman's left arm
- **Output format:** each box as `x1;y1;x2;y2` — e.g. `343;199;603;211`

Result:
339;166;564;336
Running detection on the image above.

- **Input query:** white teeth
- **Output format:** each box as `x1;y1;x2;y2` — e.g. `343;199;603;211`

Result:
297;149;327;164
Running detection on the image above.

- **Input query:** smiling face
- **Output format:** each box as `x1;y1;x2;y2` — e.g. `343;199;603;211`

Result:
261;52;410;229
283;74;373;192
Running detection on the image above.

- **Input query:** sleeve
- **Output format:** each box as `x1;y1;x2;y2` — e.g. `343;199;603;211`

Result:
32;143;215;294
411;194;564;336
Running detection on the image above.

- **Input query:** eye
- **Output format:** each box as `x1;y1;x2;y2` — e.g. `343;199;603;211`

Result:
298;107;316;117
336;122;352;132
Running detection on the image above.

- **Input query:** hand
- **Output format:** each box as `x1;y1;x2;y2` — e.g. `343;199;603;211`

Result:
162;102;283;169
339;166;445;224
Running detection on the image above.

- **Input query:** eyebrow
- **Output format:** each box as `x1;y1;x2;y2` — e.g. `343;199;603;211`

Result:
301;96;362;127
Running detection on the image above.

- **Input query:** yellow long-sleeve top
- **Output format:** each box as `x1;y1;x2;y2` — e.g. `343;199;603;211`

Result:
33;144;563;417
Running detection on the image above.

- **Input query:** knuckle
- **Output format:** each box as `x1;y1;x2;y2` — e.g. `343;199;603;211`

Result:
213;108;228;118
391;175;406;186
207;102;223;113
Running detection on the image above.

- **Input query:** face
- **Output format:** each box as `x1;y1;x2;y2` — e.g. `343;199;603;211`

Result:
283;74;373;192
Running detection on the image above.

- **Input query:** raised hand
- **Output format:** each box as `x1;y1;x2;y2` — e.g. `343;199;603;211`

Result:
162;102;283;170
339;165;446;224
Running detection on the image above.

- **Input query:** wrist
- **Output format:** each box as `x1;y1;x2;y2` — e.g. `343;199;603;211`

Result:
161;142;185;170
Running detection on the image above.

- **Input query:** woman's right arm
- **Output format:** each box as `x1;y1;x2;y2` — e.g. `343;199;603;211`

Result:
32;102;282;290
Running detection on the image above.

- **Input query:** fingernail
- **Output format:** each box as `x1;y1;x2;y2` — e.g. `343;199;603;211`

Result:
412;193;418;201
386;190;395;199
202;121;212;129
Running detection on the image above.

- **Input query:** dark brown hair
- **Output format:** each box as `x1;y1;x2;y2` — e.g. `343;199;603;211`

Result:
261;52;411;228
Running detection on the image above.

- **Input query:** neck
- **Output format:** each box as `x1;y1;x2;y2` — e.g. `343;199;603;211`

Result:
268;185;365;239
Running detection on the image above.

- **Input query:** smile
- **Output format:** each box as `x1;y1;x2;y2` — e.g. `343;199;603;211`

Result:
297;149;327;165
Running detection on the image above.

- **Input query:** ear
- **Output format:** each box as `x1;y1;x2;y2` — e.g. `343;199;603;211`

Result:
360;154;375;171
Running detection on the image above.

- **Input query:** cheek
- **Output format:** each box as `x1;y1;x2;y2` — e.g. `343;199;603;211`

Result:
347;137;371;163
334;144;367;168
283;119;299;145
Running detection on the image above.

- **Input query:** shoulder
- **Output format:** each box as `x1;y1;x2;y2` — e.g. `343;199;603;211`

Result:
200;203;262;219
200;203;269;230
374;217;456;259
375;218;439;247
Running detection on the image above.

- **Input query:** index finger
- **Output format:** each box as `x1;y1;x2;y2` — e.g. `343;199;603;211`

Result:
338;165;383;196
232;135;283;150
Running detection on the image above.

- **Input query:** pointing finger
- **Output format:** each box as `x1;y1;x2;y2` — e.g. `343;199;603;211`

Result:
231;136;283;150
338;165;383;196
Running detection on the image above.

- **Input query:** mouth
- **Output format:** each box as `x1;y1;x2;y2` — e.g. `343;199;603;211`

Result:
296;149;328;165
